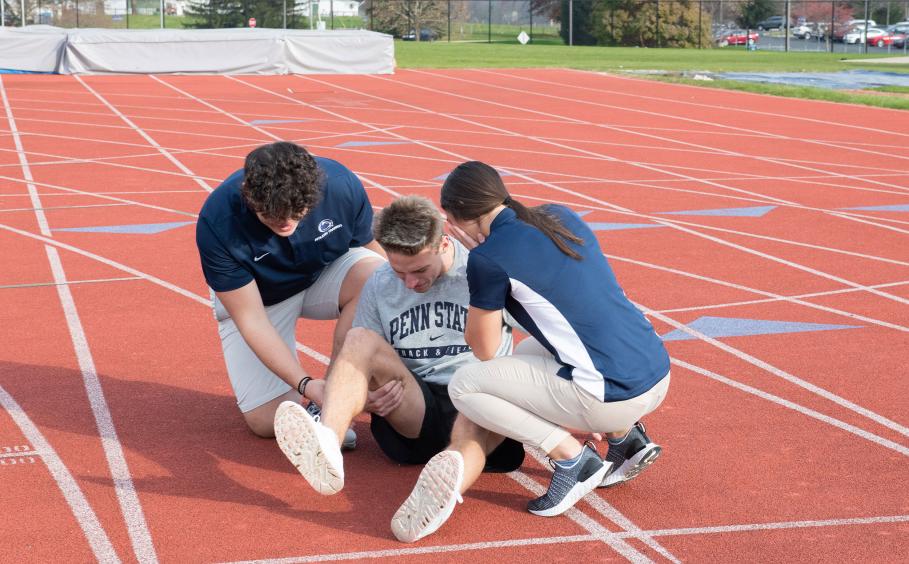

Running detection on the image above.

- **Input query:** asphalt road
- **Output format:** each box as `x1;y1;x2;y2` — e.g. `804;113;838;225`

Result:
755;33;909;55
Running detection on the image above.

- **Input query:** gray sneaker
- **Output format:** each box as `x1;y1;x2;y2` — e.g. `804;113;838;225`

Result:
527;444;608;517
599;421;661;488
305;401;357;450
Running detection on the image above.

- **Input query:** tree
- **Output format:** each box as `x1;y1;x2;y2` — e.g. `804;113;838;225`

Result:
595;0;712;48
363;0;446;40
560;0;598;45
737;0;775;30
183;0;293;29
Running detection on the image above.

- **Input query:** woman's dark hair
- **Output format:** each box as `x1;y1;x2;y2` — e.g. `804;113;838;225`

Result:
440;161;583;260
242;142;323;220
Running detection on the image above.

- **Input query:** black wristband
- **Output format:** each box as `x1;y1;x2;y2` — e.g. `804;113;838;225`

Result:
297;376;312;398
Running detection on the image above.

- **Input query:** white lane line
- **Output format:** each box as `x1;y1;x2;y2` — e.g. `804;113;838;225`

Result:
219;534;598;564
0;277;142;290
234;77;909;446
395;70;909;222
0;384;120;563
523;448;674;562
672;358;909;456
512;192;909;268
152;76;403;202
216;514;909;563
313;74;909;303
652;280;909;315
571;69;909;136
4;74;159;562
646;307;909;440
1;77;50;237
0;203;131;213
47;246;159;563
508;469;654;563
513;68;909;158
0;174;201;218
73;75;212;192
0;221;210;306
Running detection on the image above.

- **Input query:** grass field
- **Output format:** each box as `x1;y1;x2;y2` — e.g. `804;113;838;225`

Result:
395;41;909;110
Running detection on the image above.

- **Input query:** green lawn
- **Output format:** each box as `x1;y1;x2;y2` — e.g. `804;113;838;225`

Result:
394;42;909;110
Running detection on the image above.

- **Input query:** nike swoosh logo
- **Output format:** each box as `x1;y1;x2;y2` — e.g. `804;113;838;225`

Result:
253;252;270;262
428;335;443;341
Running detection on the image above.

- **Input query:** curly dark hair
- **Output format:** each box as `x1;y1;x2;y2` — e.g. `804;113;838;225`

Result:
241;142;323;220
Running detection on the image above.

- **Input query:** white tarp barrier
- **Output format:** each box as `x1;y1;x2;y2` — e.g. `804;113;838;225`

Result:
0;26;68;73
284;30;395;74
0;26;393;75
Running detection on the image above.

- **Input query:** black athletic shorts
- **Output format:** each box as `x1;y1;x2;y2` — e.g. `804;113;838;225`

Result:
370;373;525;472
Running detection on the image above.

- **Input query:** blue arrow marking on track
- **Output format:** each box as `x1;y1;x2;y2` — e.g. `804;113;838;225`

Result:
840;204;909;212
248;119;311;125
661;316;861;341
656;205;776;217
337;141;412;148
54;221;195;234
586;222;665;231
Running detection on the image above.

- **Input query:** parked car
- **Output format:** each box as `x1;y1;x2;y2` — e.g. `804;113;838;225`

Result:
892;30;909;48
716;29;759;46
401;28;438;42
757;16;786;30
791;23;813;39
830;20;878;41
868;29;906;48
844;27;887;45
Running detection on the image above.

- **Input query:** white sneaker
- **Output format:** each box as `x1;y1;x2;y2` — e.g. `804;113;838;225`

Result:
391;450;464;543
305;401;357;450
274;401;344;495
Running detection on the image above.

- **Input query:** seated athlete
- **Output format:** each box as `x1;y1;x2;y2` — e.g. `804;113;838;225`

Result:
272;196;524;542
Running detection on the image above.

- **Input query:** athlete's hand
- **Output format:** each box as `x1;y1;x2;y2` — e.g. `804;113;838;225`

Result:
365;380;404;417
447;222;485;250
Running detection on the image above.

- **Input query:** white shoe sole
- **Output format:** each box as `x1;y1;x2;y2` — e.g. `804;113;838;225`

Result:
599;443;661;488
274;401;344;495
528;460;609;517
391;450;464;543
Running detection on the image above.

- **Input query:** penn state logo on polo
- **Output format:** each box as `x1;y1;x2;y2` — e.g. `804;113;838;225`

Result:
314;217;343;241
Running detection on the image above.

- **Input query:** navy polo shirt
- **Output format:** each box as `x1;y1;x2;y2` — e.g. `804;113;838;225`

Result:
466;205;670;402
196;157;374;306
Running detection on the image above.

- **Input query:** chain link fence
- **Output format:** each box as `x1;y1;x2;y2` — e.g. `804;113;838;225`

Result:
2;0;907;55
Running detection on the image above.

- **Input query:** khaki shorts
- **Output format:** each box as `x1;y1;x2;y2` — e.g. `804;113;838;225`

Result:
212;247;383;413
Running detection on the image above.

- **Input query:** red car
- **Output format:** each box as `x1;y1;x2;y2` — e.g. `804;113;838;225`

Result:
869;30;906;47
716;30;759;46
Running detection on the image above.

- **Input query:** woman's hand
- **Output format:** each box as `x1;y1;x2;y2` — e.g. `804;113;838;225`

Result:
447;221;485;250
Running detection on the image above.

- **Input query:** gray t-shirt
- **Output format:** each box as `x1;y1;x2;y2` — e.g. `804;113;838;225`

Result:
353;239;513;386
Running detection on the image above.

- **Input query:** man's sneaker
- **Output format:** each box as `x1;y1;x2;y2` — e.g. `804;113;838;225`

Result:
305;401;357;450
599;421;661;488
391;450;464;543
274;401;344;495
527;444;608;517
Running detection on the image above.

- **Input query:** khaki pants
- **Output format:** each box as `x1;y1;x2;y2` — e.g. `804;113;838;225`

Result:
449;338;670;454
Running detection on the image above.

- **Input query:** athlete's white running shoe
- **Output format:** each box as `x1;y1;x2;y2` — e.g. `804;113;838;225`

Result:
391;450;464;543
274;401;344;495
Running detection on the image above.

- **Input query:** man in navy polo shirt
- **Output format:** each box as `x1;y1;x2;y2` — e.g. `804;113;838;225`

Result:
196;141;385;439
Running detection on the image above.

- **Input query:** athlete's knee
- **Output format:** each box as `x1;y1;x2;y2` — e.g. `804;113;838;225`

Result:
339;326;386;358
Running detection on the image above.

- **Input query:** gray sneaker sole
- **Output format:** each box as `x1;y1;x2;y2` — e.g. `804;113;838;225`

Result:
599;444;661;488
